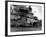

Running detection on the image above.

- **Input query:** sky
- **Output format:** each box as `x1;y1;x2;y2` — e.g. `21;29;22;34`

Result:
31;6;42;20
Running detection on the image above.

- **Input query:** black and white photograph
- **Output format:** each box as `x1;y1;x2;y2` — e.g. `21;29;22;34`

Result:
7;1;45;35
10;5;42;32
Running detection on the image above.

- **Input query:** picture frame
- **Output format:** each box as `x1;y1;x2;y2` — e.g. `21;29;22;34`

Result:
5;1;45;36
